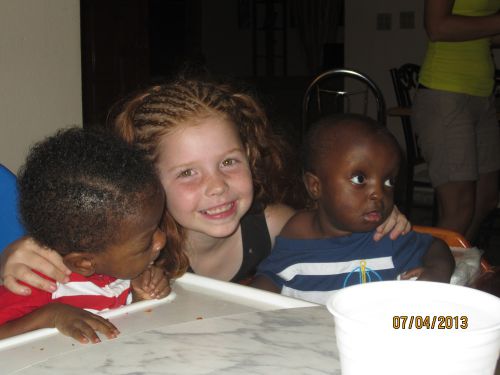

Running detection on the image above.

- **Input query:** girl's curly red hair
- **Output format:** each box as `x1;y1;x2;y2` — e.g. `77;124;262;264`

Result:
107;77;305;278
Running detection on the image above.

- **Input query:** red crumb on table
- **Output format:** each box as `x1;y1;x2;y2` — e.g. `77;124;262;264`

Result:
196;316;203;320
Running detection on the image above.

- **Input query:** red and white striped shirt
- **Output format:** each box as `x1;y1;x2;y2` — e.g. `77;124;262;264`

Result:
0;271;131;324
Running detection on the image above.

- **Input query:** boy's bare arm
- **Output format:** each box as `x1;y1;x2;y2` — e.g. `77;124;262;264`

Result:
0;303;119;343
417;238;455;283
249;275;281;293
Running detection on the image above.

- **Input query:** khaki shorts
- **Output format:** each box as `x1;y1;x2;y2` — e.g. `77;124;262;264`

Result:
412;88;500;187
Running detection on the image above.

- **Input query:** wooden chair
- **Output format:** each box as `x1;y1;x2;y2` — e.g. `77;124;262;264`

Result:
302;68;386;135
413;225;491;273
390;64;437;223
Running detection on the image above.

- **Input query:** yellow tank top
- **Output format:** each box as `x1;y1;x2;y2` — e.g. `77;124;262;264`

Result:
419;0;500;97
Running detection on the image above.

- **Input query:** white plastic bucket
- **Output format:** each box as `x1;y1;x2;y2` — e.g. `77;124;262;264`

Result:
326;280;500;375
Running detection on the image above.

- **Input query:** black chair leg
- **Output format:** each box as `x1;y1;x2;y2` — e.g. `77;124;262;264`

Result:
403;165;414;218
431;193;438;226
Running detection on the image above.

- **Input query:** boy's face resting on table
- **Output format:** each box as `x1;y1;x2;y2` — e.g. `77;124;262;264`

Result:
64;189;166;280
304;130;400;237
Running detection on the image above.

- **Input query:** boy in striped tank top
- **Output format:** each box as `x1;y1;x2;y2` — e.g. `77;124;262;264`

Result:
0;128;169;343
253;114;455;304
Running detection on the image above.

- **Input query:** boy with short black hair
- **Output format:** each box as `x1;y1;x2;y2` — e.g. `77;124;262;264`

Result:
0;128;171;342
252;114;455;304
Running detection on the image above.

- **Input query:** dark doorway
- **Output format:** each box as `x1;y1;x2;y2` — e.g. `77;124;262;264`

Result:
80;0;201;127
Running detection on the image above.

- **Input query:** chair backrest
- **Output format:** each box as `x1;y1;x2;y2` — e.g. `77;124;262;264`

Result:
389;64;421;164
390;63;419;107
413;225;470;248
302;68;386;134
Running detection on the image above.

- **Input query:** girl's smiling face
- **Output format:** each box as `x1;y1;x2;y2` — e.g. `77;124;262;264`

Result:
156;116;254;239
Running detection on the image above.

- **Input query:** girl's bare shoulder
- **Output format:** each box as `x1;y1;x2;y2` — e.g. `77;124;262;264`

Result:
278;210;315;239
263;203;296;244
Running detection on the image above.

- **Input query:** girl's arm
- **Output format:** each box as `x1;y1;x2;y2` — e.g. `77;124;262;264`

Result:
0;237;70;295
373;205;411;242
0;303;119;343
264;203;296;247
425;0;500;42
265;204;411;243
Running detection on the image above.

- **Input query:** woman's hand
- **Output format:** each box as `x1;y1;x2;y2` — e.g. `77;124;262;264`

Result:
131;265;171;301
373;206;411;242
0;237;70;295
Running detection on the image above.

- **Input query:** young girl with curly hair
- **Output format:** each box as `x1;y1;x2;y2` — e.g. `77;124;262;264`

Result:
1;78;410;294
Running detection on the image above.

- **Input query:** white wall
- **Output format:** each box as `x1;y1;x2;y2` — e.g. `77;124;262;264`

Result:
345;0;427;144
0;0;82;173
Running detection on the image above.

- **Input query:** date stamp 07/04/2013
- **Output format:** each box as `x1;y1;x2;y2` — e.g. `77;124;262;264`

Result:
392;315;468;330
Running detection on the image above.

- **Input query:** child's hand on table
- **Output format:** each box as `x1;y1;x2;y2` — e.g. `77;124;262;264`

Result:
46;303;119;344
400;264;453;283
399;267;424;281
414;266;452;283
131;265;171;301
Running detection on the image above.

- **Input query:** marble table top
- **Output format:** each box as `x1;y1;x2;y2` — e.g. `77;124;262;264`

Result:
15;306;339;375
1;274;339;374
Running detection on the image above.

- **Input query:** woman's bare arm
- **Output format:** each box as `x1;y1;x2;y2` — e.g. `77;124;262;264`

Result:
425;0;500;42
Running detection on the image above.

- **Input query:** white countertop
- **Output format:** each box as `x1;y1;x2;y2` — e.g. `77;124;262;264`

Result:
1;273;340;374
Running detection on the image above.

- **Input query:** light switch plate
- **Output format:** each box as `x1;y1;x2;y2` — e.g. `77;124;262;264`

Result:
376;13;392;30
400;11;415;29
